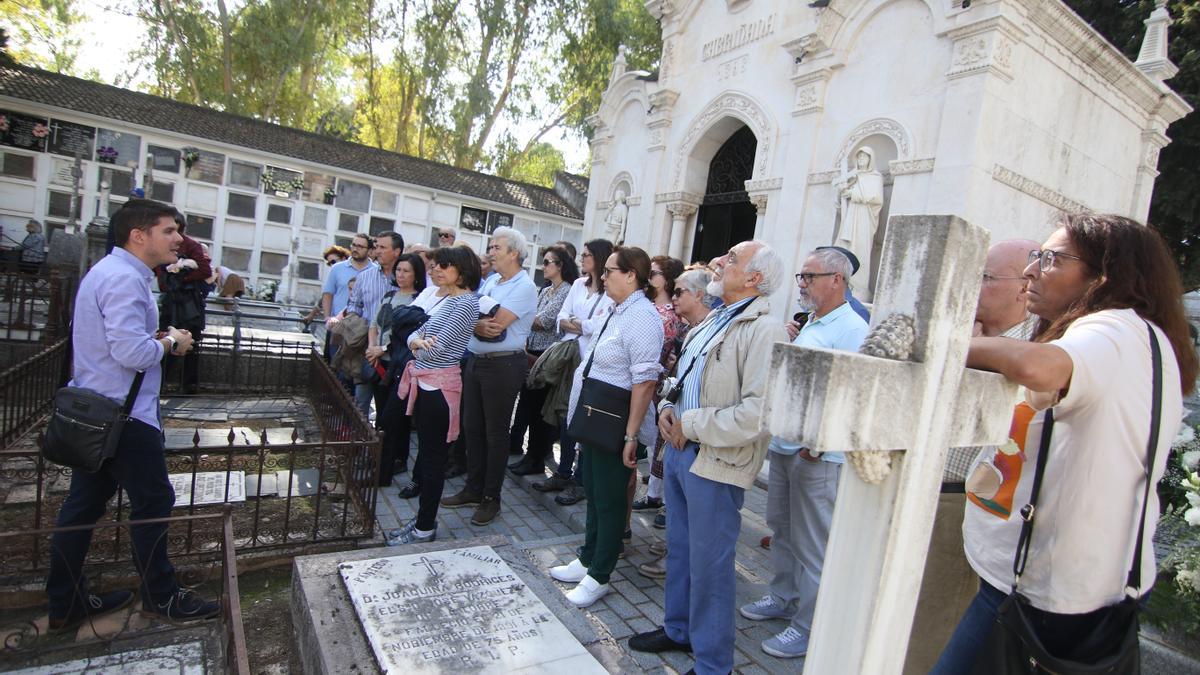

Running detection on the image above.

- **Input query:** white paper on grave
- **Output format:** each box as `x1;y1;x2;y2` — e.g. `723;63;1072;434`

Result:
169;471;246;507
339;545;607;674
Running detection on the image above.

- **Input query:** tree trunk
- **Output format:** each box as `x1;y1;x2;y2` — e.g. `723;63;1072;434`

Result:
216;0;234;109
465;0;531;167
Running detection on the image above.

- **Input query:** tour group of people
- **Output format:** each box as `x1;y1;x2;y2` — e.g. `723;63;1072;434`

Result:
46;197;1195;675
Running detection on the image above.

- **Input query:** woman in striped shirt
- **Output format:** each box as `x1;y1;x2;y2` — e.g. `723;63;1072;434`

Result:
387;246;481;545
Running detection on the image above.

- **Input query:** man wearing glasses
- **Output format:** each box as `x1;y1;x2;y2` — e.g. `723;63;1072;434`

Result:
908;238;1040;671
437;228;457;246
737;246;868;660
321;233;374;360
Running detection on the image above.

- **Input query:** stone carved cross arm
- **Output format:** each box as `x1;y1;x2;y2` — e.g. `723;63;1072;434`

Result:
762;215;1018;675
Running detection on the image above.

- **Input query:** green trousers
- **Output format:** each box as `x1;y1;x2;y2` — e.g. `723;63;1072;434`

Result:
579;444;632;585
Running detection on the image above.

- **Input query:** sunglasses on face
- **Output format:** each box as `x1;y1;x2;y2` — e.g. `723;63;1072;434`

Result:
542;258;558;266
438;233;454;239
671;288;688;298
435;261;454;270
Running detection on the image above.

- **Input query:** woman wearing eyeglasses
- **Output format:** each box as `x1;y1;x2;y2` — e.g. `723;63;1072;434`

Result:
386;246;481;546
368;253;427;485
549;246;663;607
934;213;1198;672
509;246;580;476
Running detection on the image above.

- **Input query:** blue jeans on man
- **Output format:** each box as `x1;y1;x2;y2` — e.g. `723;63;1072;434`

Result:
664;441;744;675
46;419;178;613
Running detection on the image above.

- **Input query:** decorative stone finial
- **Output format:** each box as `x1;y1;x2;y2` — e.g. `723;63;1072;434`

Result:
1135;0;1178;83
609;45;629;87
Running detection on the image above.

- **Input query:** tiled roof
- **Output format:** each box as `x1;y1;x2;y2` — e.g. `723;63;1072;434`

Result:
557;171;590;195
0;65;583;220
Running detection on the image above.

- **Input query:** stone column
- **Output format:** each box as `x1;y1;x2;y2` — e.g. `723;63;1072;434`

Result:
749;194;768;240
665;201;697;260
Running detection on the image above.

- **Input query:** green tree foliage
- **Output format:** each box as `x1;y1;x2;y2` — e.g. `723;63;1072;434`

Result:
1066;0;1200;290
1;0;84;74
136;0;366;131
492;138;566;186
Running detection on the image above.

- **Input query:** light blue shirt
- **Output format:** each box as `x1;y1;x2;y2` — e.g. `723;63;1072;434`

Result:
323;260;372;316
671;297;754;418
468;270;538;354
769;300;869;463
70;247;165;429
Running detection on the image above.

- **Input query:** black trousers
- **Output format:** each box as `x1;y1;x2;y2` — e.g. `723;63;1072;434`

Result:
508;384;556;467
462;353;527;500
413;387;451;531
377;384;411;486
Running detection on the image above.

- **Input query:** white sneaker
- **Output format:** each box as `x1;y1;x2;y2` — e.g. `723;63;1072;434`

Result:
549;558;587;583
565;575;610;608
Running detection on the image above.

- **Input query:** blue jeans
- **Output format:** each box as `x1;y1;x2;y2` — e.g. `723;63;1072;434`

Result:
664;442;744;675
46;419;179;614
932;579;1006;674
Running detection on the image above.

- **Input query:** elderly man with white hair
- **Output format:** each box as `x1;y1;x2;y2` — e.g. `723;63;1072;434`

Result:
441;226;538;526
738;246;869;660
629;239;788;675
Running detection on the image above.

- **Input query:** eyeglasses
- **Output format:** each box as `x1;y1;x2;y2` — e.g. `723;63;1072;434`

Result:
1027;249;1086;273
982;272;1023;283
581;252;593;259
350;244;369;250
438;232;454;239
601;266;621;277
671;288;688;298
650;269;663;277
542;258;558;266
795;272;837;285
325;258;339;266
435;261;453;270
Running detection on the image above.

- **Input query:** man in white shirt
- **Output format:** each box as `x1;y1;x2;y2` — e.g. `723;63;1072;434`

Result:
441;226;538;526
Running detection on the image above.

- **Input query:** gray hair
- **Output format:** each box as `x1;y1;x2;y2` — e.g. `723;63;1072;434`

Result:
808;247;854;288
490;226;528;263
676;269;718;306
744;240;784;295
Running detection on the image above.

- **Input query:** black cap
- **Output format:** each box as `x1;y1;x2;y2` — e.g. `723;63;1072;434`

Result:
816;245;860;275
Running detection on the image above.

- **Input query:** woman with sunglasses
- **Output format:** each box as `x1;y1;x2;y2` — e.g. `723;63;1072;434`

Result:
368;253;427;485
509;246;580;476
386;246;481;545
934;213;1198;672
549;246;663;607
538;239;615;505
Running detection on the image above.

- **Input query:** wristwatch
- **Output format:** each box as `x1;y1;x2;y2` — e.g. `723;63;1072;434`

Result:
163;335;178;354
623;434;637;443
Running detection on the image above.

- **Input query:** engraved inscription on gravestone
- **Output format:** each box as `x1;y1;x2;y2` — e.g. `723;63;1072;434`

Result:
340;546;606;674
169;471;247;507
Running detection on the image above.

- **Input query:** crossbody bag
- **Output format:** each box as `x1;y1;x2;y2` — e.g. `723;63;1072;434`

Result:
973;321;1163;674
567;311;630;453
42;371;146;473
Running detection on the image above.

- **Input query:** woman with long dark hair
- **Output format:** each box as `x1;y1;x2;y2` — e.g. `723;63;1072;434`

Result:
934;213;1198;672
369;253;427;485
509;246;580;475
549;246;663;607
537;238;615;505
386;246;481;545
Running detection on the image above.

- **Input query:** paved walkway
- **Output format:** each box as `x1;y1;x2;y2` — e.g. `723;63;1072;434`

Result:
374;443;796;675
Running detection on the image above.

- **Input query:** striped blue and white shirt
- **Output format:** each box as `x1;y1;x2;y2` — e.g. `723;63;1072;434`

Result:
410;293;480;371
346;263;391;319
670;297;754;417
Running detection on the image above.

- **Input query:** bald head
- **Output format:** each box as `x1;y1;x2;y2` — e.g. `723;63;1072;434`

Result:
975;239;1039;336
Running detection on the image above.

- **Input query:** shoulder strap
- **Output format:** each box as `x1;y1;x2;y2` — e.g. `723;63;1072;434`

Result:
580;311;617;380
123;371;146;417
1011;406;1055;590
586;292;604;319
1127;321;1164;592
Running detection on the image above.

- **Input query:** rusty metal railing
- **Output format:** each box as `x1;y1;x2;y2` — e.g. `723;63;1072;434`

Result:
0;338;68;448
0;508;249;675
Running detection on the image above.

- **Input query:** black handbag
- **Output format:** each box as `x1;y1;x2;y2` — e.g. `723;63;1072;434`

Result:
42;371;145;473
973;322;1163;674
567;312;630;453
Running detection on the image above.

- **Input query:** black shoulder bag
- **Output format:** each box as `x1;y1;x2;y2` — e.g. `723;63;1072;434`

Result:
42;371;146;473
567;311;630;453
972;321;1163;674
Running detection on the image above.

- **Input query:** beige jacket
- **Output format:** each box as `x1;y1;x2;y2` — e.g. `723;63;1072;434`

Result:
679;295;787;489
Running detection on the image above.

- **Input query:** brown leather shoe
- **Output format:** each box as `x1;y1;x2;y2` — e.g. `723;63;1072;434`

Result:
638;557;666;579
470;497;501;525
440;489;482;509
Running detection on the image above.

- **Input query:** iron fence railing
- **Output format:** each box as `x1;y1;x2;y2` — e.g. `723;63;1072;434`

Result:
0;268;75;345
0;338;68;449
0;340;379;575
0;508;249;675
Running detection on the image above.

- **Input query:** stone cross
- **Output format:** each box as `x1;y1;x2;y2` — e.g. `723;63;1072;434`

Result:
412;555;445;579
763;215;1018;674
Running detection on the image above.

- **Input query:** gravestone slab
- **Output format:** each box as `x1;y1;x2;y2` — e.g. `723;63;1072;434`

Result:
291;536;632;675
244;472;279;497
169;471;246;507
339;546;606;674
277;469;319;496
5;641;206;674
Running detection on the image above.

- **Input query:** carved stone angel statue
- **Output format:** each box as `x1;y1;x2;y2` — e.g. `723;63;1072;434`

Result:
833;147;884;283
603;189;629;244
